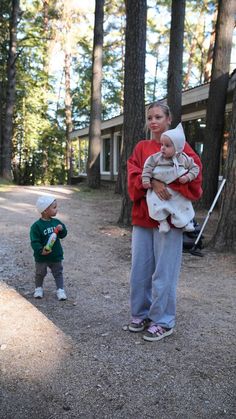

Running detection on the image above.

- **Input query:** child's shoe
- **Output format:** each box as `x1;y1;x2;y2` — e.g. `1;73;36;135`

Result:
34;287;43;299
57;288;67;301
159;220;170;233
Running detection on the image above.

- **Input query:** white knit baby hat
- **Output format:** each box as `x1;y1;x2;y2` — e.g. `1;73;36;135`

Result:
36;195;56;213
162;123;186;153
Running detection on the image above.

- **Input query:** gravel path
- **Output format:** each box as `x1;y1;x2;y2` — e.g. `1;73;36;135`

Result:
0;185;235;419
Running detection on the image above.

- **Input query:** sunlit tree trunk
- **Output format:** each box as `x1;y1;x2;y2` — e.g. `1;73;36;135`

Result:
184;1;205;89
2;0;20;180
41;0;50;183
167;0;186;127
118;0;147;225
65;50;73;184
211;83;236;251
0;81;3;175
201;0;235;208
87;0;104;189
204;9;217;83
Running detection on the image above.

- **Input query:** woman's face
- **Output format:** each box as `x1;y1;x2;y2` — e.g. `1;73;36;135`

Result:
147;106;171;138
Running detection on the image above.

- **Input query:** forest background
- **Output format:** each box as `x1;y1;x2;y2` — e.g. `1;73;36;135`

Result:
0;0;235;249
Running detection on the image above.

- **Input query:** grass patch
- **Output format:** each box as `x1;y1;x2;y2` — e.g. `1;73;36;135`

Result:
0;177;15;192
71;181;119;199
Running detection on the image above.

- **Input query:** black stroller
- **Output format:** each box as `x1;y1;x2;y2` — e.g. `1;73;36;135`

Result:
182;179;226;257
183;220;203;255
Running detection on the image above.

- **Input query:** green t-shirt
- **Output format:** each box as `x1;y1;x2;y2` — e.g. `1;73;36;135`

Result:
30;218;67;263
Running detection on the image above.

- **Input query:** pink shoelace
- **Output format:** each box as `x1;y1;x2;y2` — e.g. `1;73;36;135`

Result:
148;324;164;334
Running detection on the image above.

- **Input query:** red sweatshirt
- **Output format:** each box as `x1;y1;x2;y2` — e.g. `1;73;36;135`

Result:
127;139;203;228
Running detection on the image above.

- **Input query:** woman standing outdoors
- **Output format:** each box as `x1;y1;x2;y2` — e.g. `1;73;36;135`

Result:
127;102;202;342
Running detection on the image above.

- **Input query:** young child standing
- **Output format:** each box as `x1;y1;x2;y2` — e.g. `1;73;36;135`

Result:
30;195;67;300
142;123;199;233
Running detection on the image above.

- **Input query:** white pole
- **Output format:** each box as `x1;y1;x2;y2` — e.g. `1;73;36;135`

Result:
194;178;226;246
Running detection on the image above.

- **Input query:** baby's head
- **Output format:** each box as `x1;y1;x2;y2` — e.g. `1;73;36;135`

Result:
36;195;57;218
160;123;186;158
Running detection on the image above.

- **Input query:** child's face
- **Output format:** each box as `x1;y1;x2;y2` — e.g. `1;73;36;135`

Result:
43;200;58;218
160;135;175;159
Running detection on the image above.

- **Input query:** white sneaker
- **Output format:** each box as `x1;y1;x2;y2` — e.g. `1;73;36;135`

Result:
34;287;43;299
159;220;170;233
57;288;67;301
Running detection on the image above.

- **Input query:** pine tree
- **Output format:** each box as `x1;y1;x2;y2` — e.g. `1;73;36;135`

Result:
201;0;235;208
87;0;104;189
118;0;147;225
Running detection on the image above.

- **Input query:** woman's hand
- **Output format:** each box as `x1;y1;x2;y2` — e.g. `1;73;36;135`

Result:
151;179;172;200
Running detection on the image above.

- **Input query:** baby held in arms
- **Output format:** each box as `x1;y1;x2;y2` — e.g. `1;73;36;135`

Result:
142;123;199;233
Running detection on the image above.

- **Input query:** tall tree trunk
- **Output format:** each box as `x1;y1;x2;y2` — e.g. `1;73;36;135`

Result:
184;1;205;89
211;83;236;251
2;0;20;180
87;0;104;189
65;50;73;184
0;81;3;175
152;43;160;101
118;0;147;225
167;0;186;127
41;0;50;183
204;9;217;83
201;0;235;208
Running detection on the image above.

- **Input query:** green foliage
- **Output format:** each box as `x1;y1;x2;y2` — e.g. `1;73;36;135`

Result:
183;0;218;87
1;0;232;186
9;0;66;185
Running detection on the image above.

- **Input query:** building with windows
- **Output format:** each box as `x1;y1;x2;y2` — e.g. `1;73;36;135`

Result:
70;72;235;182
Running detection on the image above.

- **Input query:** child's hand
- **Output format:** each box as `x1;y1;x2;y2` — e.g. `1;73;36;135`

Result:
179;175;189;184
42;248;52;255
143;182;151;189
56;224;63;231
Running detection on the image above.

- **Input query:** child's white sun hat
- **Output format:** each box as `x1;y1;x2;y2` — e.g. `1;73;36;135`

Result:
36;195;56;213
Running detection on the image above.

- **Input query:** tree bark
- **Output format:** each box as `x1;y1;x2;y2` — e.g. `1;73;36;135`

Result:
0;81;3;175
118;0;147;225
203;8;217;83
211;83;236;251
87;0;104;189
2;0;20;180
167;0;186;127
184;1;206;89
201;0;235;208
65;50;73;184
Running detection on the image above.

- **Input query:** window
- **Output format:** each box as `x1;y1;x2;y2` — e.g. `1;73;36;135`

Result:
78;138;88;174
183;118;206;156
114;134;122;174
195;142;203;156
101;137;111;173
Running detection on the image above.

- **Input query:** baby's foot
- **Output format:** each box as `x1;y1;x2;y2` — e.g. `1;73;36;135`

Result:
159;220;170;233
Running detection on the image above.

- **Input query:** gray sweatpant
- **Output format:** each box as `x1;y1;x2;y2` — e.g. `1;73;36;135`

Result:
130;226;183;329
35;261;64;290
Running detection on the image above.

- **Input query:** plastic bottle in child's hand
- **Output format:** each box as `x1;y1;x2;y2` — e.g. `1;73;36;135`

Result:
44;225;61;251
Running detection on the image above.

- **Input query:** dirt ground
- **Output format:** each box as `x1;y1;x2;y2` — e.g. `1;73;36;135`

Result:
0;184;235;419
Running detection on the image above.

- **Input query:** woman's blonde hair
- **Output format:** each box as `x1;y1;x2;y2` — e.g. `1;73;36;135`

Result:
146;101;172;119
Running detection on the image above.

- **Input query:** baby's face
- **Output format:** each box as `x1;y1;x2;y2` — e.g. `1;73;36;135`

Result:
160;135;175;159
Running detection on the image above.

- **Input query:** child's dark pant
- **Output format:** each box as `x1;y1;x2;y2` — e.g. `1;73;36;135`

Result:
35;261;64;290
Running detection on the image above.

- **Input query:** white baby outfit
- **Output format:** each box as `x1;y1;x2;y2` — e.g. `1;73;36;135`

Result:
142;123;199;232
